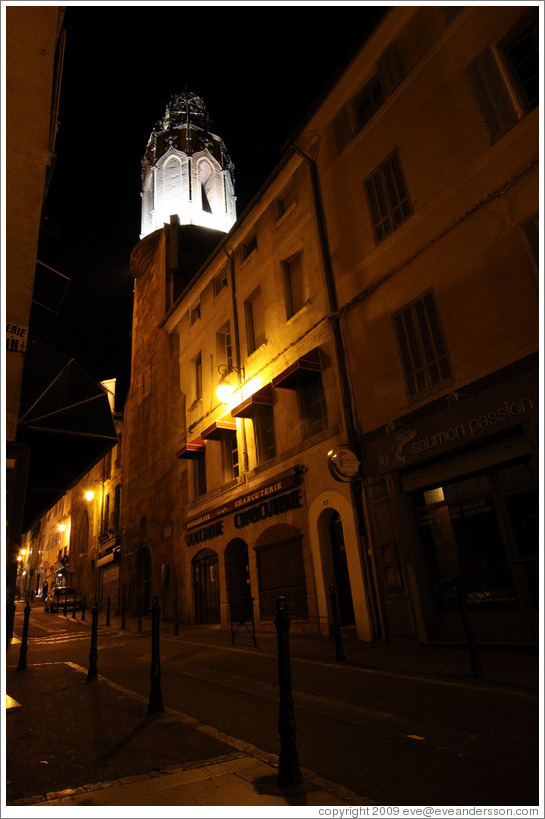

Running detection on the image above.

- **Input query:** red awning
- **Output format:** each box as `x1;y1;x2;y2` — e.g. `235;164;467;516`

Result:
201;419;237;441
175;437;205;459
272;348;322;390
231;385;273;418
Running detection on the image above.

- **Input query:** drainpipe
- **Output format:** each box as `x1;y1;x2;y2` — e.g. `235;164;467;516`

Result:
291;142;384;641
223;246;249;474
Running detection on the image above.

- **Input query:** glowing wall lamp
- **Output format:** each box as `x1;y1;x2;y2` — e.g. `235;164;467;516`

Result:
84;490;95;502
58;523;66;532
216;364;245;404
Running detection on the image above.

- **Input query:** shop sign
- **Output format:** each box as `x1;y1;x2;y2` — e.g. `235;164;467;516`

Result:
6;323;28;353
184;470;304;547
185;469;300;532
363;367;538;476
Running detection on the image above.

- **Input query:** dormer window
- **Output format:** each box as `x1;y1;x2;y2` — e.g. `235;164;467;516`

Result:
241;234;257;262
190;302;201;325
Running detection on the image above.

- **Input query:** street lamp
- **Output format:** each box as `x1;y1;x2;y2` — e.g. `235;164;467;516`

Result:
216;364;245;404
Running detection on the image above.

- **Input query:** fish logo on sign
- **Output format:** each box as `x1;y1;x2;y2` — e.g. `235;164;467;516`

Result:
391;429;418;466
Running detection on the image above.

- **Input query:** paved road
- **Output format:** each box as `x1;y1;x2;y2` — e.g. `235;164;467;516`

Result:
6;604;540;806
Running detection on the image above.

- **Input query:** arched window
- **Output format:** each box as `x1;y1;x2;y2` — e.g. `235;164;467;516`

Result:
255;524;308;620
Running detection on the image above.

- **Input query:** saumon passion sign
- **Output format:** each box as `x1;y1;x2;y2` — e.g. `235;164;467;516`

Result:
363;366;538;477
184;470;303;547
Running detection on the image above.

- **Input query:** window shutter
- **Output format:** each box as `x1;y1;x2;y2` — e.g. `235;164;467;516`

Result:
466;49;518;142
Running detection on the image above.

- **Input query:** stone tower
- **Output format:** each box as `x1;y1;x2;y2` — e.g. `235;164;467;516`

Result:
140;91;236;239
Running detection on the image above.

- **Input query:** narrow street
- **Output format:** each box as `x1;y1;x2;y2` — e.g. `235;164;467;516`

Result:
6;602;540;806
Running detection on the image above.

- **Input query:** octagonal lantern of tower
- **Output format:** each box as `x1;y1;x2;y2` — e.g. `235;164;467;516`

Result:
140;91;237;239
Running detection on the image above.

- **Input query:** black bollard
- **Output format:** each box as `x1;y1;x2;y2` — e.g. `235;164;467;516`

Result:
455;578;484;679
173;593;179;636
121;598;126;630
81;594;86;621
87;604;99;682
274;597;302;787
329;585;346;662
137;598;143;633
63;594;68;617
147;596;164;715
72;590;77;619
16;600;31;671
106;595;111;626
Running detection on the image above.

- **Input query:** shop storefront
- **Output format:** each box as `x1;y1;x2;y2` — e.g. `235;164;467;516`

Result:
96;535;121;612
183;467;319;632
361;356;539;646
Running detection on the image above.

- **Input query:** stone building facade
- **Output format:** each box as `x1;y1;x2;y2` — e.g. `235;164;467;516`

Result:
118;5;538;646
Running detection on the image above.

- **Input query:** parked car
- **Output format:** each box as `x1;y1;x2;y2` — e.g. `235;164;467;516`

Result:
45;586;82;613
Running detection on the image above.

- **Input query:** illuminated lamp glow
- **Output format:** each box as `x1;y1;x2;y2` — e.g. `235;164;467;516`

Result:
58;524;66;532
85;490;95;502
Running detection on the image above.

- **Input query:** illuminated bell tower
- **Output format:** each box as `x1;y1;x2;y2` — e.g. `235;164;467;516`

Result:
140;91;236;239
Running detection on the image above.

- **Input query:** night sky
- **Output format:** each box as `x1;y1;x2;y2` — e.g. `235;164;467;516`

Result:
35;3;386;409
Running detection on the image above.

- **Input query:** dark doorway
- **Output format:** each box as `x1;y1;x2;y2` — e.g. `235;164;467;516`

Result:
225;539;253;621
192;548;220;624
330;512;356;626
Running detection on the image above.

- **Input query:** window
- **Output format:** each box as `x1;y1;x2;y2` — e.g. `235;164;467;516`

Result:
501;11;539;112
275;182;296;221
241;234;257;262
193;454;207;497
112;484;121;531
190;302;201;325
216;321;233;372
520;213;539;276
394;291;452;398
298;376;328;440
364;150;412;243
467;11;538;143
245;286;266;355
253;405;276;464
466;50;518;143
282;252;307;319
193;352;203;402
102;493;110;534
222;431;240;480
213;270;228;296
333;44;402;151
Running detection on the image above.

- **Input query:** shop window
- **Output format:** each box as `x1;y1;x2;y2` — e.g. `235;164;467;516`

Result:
298;375;328;440
193;453;207;498
393;290;452;398
413;472;520;618
363;150;412;244
245;286;266;355
282;252;307;319
255;528;308;620
253;404;276;464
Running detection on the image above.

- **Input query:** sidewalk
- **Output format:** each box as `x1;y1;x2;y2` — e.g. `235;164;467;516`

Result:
5;610;370;809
